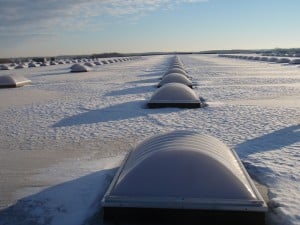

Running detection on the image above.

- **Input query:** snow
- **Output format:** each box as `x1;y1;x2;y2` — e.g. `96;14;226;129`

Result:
0;55;299;225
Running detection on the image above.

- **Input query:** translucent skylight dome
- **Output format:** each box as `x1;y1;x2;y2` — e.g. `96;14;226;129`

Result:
172;61;183;66
102;131;267;223
260;57;269;61
164;68;188;77
148;83;203;108
94;61;102;65
0;75;32;88
84;62;95;67
158;73;193;88
40;62;48;66
110;131;260;199
70;64;90;73
277;58;291;63
28;62;37;67
268;57;278;62
290;58;300;64
170;64;186;71
15;64;25;69
0;65;10;70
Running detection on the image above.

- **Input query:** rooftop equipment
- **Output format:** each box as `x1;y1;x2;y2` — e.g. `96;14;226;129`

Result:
164;68;188;77
0;75;32;88
148;83;205;108
70;64;90;73
158;73;193;88
102;130;267;224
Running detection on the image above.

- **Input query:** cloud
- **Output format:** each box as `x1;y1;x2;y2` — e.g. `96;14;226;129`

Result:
0;0;207;35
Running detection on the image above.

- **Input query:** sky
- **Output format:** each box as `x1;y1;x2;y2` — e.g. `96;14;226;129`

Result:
0;0;300;58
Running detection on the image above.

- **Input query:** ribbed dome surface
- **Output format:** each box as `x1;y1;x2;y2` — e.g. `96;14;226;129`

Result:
102;130;267;216
158;73;192;88
150;83;198;101
112;131;255;200
164;68;188;76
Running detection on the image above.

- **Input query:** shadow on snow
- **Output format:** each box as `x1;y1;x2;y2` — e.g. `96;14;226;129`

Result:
127;77;160;84
0;168;116;225
53;100;181;128
236;124;300;155
105;85;155;96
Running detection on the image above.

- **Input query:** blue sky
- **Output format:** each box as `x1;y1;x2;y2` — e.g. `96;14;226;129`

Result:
0;0;300;57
